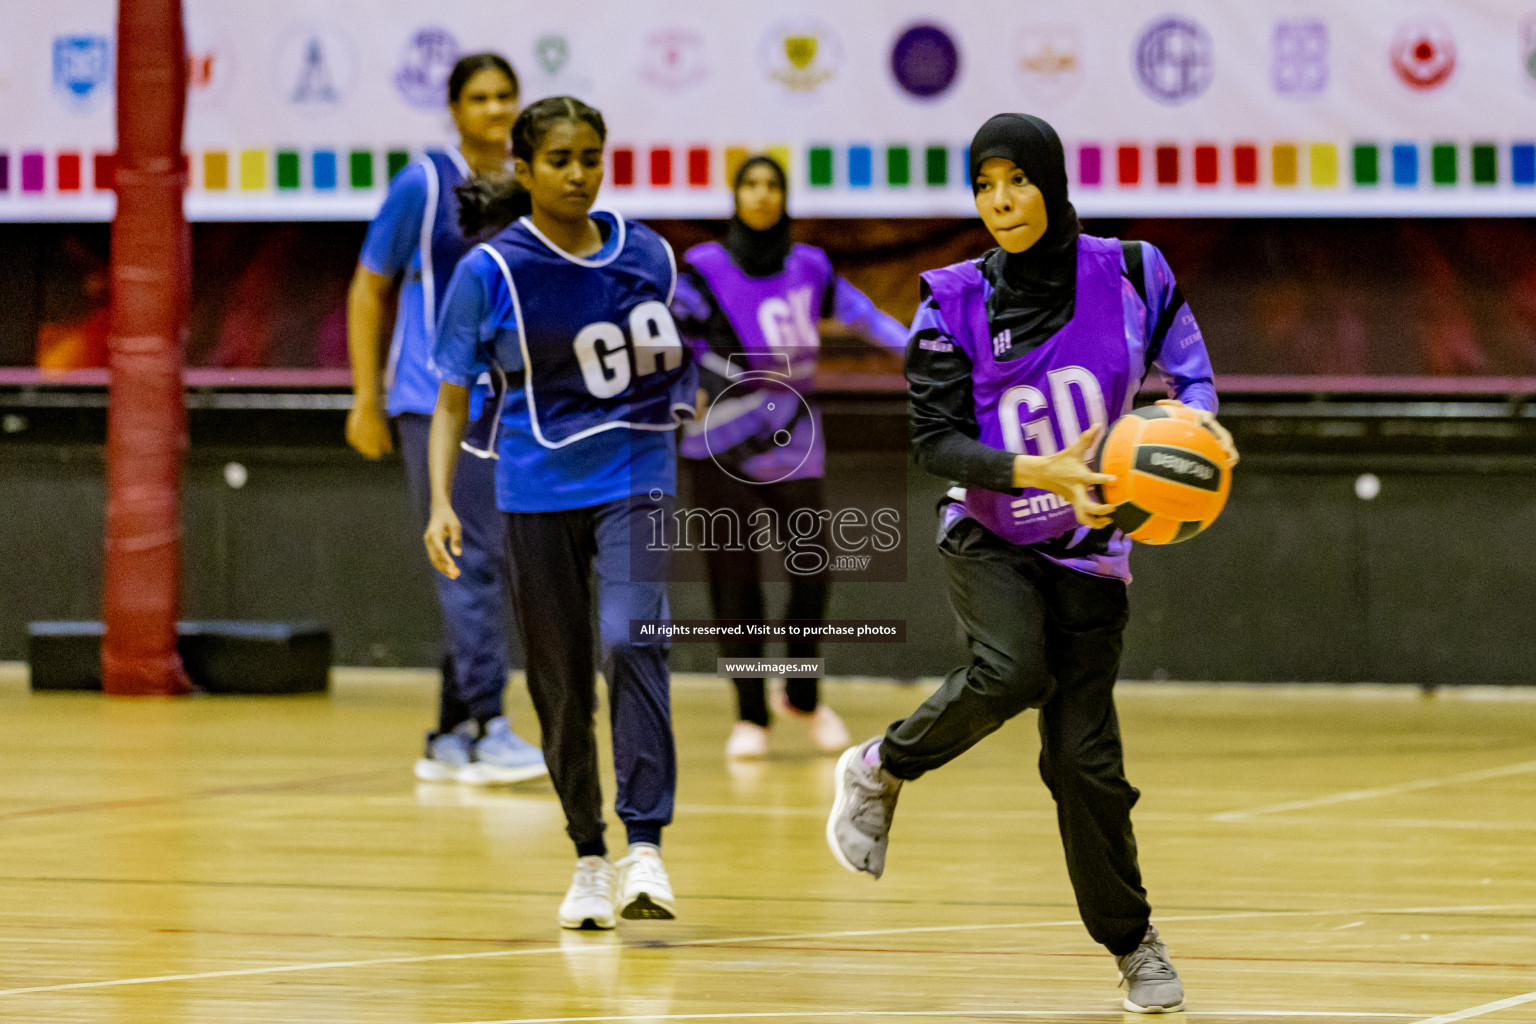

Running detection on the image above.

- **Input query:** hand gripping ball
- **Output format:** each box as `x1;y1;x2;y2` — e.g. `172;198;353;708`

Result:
1089;404;1232;545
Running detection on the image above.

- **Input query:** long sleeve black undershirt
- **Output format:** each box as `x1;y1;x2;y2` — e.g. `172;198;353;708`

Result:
905;324;1018;494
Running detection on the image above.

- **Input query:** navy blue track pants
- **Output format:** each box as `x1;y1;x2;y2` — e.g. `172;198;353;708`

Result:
504;492;676;854
397;412;513;729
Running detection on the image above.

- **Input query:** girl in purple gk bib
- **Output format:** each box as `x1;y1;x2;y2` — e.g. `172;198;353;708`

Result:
672;155;908;760
825;114;1239;1014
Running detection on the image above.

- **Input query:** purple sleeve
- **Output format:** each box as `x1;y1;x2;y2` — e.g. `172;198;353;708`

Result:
358;163;428;277
670;269;712;360
1140;243;1218;415
829;276;908;355
671;267;710;325
678;387;798;461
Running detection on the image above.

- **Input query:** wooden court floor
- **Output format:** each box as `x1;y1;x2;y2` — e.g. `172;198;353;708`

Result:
0;668;1534;1024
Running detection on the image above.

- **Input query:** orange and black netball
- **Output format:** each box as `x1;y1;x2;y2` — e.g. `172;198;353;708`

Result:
1090;404;1232;545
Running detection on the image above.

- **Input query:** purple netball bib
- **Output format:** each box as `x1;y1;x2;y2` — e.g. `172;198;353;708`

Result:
682;242;833;480
686;242;828;377
923;235;1133;546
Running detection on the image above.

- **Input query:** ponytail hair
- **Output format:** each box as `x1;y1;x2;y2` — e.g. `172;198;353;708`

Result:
455;176;530;238
454;95;608;237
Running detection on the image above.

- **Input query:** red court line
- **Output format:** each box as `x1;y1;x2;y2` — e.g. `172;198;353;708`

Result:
0;771;390;822
692;943;1536;971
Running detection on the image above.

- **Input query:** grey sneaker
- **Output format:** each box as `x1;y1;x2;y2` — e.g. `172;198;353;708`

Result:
1116;925;1185;1013
414;721;478;783
464;716;548;785
825;738;902;879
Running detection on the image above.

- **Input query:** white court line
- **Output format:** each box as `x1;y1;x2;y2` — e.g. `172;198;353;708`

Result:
366;799;1536;833
1213;760;1536;821
447;1012;1422;1024
0;901;1529;999
1210;815;1536;833
681;806;1536;832
1411;989;1536;1024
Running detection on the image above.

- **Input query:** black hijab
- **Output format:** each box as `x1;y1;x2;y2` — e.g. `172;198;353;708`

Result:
968;113;1081;355
724;155;793;277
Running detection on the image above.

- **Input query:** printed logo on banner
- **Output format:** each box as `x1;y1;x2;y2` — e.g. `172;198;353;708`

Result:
273;22;358;114
536;35;570;76
186;13;236;108
1133;17;1214;105
1272;19;1328;96
890;23;961;99
1391;20;1455;91
187;43;234;105
641;29;707;90
1014;24;1083;99
394;27;460;109
760;19;842;94
52;35;112;112
1522;16;1536;90
526;33;593;98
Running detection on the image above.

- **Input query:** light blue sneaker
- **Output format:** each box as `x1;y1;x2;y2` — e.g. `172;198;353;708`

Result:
414;721;478;783
464;716;548;785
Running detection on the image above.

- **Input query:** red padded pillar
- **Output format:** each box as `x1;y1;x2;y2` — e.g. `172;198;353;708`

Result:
102;0;192;695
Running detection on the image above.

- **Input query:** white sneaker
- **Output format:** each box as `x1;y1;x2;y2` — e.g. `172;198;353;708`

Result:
558;856;617;930
772;691;852;755
808;704;851;753
616;846;676;920
725;721;769;760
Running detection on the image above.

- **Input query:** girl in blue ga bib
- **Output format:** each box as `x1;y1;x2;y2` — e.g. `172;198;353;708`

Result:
425;97;695;932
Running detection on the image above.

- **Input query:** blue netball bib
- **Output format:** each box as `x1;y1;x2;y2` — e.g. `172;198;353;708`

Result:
383;148;477;416
477;212;696;447
466;211;696;512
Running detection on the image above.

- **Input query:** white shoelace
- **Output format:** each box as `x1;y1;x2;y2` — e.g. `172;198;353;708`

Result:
1120;938;1177;983
570;858;613;900
621;851;669;888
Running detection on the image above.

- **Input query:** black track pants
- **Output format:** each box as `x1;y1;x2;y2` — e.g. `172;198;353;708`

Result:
881;517;1152;954
687;462;830;725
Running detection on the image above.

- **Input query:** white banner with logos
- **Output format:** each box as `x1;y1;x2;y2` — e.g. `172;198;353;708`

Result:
5;0;1536;221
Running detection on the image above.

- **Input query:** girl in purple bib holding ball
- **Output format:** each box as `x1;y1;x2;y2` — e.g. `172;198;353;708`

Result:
672;155;908;760
825;114;1238;1014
